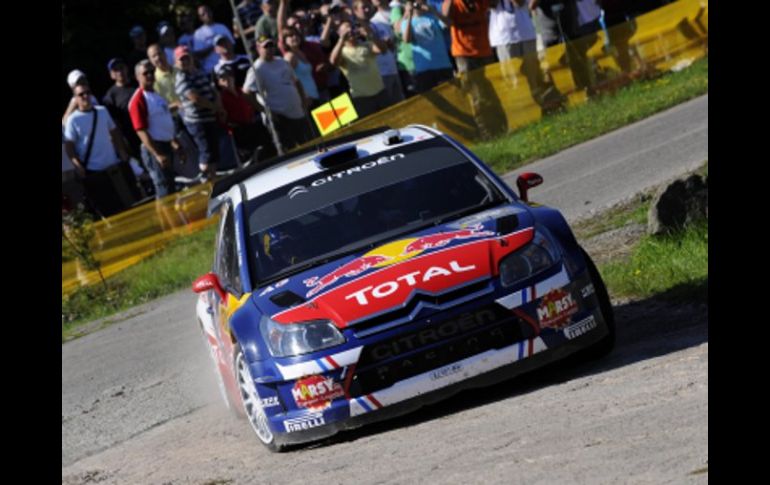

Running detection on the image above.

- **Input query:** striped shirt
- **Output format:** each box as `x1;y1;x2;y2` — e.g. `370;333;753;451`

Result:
175;69;217;124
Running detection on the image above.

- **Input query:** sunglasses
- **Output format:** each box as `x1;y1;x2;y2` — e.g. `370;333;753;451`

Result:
76;91;91;98
141;70;155;77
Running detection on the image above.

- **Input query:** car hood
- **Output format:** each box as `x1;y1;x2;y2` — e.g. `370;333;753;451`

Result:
252;203;536;329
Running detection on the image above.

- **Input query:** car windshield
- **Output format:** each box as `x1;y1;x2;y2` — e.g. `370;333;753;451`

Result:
245;138;507;285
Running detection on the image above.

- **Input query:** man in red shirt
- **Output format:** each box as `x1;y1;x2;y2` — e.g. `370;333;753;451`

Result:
216;65;277;162
442;0;507;140
129;60;184;198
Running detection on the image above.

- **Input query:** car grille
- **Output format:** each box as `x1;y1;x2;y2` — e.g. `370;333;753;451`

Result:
350;279;493;338
348;303;535;398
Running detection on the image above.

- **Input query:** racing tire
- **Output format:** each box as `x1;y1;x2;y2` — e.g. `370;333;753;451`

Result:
233;344;287;452
579;247;616;360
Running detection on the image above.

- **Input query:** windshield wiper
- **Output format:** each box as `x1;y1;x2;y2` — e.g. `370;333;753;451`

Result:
428;199;504;228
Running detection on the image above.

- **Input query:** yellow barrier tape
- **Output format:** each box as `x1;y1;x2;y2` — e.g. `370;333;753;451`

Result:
61;0;707;296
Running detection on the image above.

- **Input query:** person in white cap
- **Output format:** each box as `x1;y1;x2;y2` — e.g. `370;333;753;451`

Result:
62;69;99;125
157;21;178;66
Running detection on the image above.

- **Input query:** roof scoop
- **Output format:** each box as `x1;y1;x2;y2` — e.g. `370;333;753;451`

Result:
315;145;359;169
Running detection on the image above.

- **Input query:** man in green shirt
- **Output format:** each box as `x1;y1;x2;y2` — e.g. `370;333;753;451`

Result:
255;0;279;40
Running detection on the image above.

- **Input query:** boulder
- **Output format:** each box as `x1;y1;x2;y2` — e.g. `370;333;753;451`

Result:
647;173;708;235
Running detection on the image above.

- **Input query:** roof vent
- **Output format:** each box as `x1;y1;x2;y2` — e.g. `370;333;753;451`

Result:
382;129;402;146
315;144;359;169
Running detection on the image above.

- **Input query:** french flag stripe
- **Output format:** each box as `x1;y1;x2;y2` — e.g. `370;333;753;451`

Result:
518;340;524;360
357;397;372;412
368;394;383;409
325;355;340;369
528;338;534;357
316;358;331;372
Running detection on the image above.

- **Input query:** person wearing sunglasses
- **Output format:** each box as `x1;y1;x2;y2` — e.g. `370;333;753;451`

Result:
129;60;185;198
64;84;132;217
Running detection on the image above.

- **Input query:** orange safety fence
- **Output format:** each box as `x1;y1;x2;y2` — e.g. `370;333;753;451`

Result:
61;0;707;296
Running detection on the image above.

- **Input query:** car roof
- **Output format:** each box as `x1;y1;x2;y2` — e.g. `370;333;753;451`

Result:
218;125;444;210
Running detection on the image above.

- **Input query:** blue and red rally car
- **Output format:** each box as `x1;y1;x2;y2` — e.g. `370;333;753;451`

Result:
192;125;615;451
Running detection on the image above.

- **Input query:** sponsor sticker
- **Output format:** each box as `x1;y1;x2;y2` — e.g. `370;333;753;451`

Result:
284;412;325;433
291;375;345;411
259;278;289;297
430;363;463;381
536;288;579;329
261;396;280;408
581;284;595;298
563;316;598;340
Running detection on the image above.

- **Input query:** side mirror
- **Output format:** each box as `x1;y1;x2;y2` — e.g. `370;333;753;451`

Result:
192;272;226;301
516;172;543;202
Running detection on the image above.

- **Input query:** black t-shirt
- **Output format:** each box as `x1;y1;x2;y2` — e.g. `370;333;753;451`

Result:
102;84;141;157
217;55;253;89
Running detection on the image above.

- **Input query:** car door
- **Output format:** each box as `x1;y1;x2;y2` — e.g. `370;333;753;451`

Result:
211;201;245;380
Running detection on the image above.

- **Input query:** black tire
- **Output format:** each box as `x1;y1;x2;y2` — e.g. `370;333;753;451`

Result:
579;247;616;359
233;344;287;452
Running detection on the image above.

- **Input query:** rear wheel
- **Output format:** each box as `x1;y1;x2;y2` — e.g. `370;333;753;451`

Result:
234;344;286;452
580;247;616;359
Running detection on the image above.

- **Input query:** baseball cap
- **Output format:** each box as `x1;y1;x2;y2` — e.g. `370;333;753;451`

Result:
129;25;145;38
107;57;126;71
174;45;191;60
257;35;275;47
66;69;86;89
157;21;171;36
213;34;230;46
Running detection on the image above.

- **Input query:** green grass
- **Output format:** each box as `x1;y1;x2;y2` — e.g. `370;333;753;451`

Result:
473;57;708;173
600;220;708;302
62;223;217;340
62;58;708;339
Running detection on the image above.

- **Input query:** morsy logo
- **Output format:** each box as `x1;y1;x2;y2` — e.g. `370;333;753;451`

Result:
291;375;345;410
536;288;578;329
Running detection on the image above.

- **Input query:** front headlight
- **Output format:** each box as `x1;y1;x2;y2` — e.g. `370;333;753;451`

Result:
260;316;346;357
499;229;560;287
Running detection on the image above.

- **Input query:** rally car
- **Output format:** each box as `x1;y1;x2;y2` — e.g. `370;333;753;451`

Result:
192;125;615;451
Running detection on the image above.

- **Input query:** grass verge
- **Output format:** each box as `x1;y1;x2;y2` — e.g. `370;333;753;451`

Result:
474;56;708;173
599;220;708;302
62;57;708;339
62;223;217;341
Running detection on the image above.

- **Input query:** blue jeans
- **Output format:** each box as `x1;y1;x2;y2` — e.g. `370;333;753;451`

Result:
140;141;177;198
183;120;220;170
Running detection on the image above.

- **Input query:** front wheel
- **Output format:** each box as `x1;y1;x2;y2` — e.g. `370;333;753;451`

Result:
580;247;616;359
234;344;286;452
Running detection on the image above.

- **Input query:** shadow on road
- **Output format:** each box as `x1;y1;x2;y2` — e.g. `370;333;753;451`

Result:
302;281;708;451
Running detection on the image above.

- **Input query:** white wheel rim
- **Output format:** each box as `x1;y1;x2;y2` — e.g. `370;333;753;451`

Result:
236;352;274;444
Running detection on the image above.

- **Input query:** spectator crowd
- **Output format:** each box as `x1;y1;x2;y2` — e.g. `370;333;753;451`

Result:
63;0;669;218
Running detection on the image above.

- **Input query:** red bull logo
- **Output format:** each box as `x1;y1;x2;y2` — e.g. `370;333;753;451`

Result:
302;224;495;299
304;255;392;297
402;224;495;254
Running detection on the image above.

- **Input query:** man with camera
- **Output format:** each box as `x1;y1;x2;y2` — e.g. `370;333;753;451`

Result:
400;0;454;93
